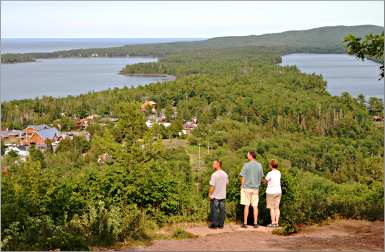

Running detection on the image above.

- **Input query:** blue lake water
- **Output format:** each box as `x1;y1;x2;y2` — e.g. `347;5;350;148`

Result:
1;38;204;102
1;57;167;101
280;54;384;99
2;48;383;102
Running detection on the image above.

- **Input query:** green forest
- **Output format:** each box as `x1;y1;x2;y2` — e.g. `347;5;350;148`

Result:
1;25;384;250
2;25;383;63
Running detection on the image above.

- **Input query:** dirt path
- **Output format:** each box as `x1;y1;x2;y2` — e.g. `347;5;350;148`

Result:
133;220;383;251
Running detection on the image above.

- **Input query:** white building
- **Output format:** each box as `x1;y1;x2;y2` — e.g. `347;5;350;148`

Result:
5;145;29;157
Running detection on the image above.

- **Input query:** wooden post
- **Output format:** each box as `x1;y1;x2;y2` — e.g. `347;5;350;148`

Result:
198;143;201;171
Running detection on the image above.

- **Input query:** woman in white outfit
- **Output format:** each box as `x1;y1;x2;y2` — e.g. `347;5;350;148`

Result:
265;159;282;227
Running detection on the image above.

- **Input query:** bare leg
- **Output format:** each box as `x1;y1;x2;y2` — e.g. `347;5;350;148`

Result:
253;206;259;224
270;208;275;224
243;205;249;224
275;208;280;225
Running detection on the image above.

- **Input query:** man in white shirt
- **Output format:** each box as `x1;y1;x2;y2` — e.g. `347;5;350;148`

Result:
208;159;229;229
265;159;282;227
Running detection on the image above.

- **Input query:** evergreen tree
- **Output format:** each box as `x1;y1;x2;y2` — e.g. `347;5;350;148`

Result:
117;102;147;145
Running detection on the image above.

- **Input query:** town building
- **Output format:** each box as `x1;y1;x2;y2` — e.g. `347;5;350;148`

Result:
98;153;112;164
86;114;100;120
182;116;198;135
5;145;29;158
373;115;384;121
23;124;61;146
76;119;89;130
0;130;25;144
141;100;157;113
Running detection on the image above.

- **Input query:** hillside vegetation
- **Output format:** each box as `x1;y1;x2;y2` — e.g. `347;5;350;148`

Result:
1;25;384;250
1;25;383;63
205;25;384;52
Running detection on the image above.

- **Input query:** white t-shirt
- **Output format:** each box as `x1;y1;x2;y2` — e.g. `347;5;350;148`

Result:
266;169;281;194
209;170;229;200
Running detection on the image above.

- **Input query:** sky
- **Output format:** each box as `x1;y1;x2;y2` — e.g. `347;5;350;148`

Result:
1;1;384;38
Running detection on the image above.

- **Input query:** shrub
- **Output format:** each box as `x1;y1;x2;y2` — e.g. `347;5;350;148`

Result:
1;216;88;251
68;202;152;245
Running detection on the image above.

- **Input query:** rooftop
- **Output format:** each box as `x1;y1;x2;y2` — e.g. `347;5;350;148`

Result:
38;127;60;139
0;130;24;138
27;124;50;131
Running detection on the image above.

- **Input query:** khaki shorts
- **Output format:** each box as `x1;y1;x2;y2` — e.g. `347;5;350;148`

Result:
266;193;281;209
240;188;259;207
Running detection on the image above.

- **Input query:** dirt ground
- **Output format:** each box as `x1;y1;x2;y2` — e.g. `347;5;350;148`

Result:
131;219;384;251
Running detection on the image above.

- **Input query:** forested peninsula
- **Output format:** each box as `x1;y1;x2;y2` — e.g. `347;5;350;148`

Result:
1;25;384;250
2;25;383;63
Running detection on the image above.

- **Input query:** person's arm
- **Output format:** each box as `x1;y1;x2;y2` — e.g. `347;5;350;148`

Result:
209;174;215;199
240;176;245;187
262;173;269;184
208;185;215;199
240;165;246;188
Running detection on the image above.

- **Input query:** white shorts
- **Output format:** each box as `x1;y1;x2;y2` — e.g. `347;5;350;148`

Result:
240;188;259;207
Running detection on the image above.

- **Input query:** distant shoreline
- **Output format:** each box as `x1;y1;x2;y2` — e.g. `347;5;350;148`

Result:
121;73;176;82
1;55;157;64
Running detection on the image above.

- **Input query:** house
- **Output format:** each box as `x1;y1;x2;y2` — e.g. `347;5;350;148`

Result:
100;117;119;123
141;100;157;113
23;124;61;146
145;112;171;129
182;117;198;135
5;145;29;157
0;130;25;144
86;114;100;120
98;153;112;164
51;131;91;152
160;122;171;128
182;122;196;135
76;119;89;130
25;124;49;133
51;137;63;152
62;131;91;140
146;120;154;128
158;112;167;122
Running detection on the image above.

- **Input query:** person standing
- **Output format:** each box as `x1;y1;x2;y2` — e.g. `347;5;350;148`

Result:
265;159;282;227
208;159;229;229
240;151;264;228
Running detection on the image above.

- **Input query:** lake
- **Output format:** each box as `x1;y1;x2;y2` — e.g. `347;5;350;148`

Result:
1;57;170;101
1;37;203;102
3;52;383;102
280;54;384;99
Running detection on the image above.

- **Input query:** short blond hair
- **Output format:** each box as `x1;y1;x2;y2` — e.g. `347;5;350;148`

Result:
269;159;278;169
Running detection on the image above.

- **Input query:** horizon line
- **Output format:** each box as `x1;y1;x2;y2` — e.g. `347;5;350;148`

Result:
1;37;208;40
2;24;383;40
